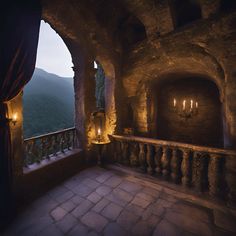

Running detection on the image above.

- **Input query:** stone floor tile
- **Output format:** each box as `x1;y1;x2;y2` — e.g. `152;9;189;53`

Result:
160;191;178;203
47;186;69;199
171;201;211;223
92;198;110;213
87;192;102;204
153;219;183;236
117;210;139;230
105;190;131;207
142;187;161;198
136;192;155;203
63;178;80;190
101;202;123;220
165;211;213;236
38;224;64;236
96;185;112;196
104;222;128;236
155;198;174;208
55;190;74;203
214;209;236;233
96;172;113;183
71;195;84;205
113;188;133;202
118;180;143;194
126;203;144;216
131;220;153;236
82;178;100;189
131;196;151;209
60;200;76;212
71;199;93;218
146;214;161;229
143;203;165;219
104;176;123;188
87;231;100;236
55;214;78;233
50;207;68;221
73;184;94;197
81;211;108;232
67;222;89;236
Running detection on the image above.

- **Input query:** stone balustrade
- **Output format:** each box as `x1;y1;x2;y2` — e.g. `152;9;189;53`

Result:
110;135;236;205
24;127;76;167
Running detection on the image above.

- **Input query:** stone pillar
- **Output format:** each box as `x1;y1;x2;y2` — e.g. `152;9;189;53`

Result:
73;59;96;150
7;92;24;195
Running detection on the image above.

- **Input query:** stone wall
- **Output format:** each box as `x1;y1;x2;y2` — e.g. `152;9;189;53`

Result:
122;12;236;148
154;77;223;147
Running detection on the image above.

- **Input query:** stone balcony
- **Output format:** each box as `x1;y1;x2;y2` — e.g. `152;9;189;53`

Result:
3;166;236;236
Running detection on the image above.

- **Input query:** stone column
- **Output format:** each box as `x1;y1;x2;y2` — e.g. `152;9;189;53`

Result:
7;92;24;196
73;59;97;150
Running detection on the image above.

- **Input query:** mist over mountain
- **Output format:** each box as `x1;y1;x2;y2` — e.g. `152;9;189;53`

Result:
23;68;75;138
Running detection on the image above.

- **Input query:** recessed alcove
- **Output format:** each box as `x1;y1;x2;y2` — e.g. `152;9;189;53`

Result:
150;76;223;148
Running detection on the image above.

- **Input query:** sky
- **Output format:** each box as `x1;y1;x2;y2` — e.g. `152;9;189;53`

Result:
35;21;74;77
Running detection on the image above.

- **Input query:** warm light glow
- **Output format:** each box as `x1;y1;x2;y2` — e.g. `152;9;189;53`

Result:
98;128;101;135
173;98;176;107
190;100;193;109
94;61;98;69
196;102;198;108
183;100;186;110
12;113;17;122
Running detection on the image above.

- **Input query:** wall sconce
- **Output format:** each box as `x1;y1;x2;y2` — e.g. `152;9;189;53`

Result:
10;113;18;125
173;98;198;119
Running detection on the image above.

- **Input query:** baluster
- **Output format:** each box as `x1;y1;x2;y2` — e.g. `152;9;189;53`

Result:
192;152;208;192
60;133;65;153
146;144;155;175
154;146;162;175
171;148;180;183
181;149;191;187
66;131;71;150
123;142;130;165
139;143;147;173
161;146;170;178
208;153;222;198
53;134;58;156
130;142;139;167
46;136;52;159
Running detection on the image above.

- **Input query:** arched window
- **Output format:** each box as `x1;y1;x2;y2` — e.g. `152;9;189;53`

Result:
23;21;74;138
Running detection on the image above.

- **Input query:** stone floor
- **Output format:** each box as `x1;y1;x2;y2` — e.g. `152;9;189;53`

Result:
3;166;236;236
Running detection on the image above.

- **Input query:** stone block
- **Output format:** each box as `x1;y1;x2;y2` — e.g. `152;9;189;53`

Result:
104;222;128;236
104;176;122;188
71;200;93;218
87;192;102;203
81;211;108;232
92;198;110;213
50;207;67;221
117;210;139;230
101;202;123;220
55;214;78;233
96;185;112;196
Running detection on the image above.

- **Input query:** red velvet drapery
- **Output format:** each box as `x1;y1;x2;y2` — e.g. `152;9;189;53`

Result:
0;0;41;228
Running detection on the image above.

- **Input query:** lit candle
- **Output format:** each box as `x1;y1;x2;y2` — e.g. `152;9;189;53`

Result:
98;128;101;135
196;102;198;109
12;113;17;122
183;100;186;110
173;98;176;107
190;100;193;109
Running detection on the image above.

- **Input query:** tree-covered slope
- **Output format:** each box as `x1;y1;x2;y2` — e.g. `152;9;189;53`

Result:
23;68;74;138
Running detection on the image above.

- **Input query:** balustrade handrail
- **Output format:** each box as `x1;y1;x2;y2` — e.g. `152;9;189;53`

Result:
111;134;236;156
24;127;76;142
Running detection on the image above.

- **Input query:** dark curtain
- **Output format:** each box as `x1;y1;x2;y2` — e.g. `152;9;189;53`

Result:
0;0;41;228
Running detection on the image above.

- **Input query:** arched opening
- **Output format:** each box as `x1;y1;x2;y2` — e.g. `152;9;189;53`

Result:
150;75;223;147
172;0;202;27
23;21;74;138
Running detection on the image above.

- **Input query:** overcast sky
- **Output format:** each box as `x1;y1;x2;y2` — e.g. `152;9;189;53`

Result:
36;21;74;77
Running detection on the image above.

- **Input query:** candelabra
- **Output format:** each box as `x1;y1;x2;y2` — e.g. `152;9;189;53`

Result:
173;98;198;119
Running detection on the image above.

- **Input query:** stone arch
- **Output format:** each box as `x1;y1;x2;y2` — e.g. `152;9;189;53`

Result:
96;56;117;139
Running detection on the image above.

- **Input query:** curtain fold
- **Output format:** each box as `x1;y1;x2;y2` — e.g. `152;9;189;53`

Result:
0;0;41;228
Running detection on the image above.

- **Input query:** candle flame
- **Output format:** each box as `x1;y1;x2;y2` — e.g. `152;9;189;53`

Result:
173;98;176;107
12;113;17;121
98;128;101;135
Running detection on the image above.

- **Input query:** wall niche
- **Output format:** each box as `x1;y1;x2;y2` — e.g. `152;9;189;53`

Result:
151;76;223;148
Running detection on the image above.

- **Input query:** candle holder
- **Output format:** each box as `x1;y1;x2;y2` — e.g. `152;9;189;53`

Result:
173;99;198;119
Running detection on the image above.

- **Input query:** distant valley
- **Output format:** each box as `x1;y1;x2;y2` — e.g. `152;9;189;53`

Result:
23;68;74;138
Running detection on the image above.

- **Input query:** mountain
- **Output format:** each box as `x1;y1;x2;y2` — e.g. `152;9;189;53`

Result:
23;68;75;138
